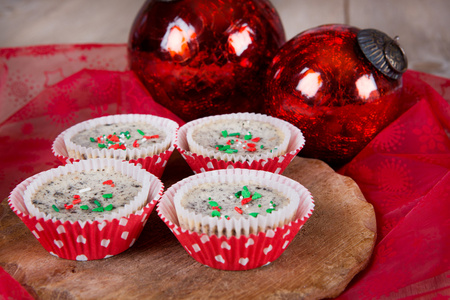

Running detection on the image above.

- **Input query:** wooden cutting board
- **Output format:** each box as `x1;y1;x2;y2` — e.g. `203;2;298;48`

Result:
0;153;376;300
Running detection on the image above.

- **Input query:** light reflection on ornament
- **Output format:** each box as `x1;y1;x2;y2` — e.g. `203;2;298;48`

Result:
228;24;254;56
161;17;197;61
296;68;323;98
356;74;378;100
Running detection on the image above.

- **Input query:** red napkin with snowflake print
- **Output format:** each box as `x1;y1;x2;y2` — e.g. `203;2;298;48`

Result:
0;44;449;299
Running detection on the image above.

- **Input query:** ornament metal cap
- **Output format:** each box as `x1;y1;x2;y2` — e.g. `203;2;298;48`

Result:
357;28;408;80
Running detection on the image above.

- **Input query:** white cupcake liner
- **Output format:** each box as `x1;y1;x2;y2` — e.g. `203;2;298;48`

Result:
175;114;305;174
157;168;314;270
63;114;178;161
173;169;301;238
185;113;291;162
8;159;164;260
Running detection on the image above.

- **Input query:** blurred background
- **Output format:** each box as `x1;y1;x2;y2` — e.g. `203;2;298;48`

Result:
0;0;449;78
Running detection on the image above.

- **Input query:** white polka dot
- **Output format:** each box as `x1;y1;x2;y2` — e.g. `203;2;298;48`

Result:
226;165;234;169
57;225;66;234
77;235;87;244
282;229;290;239
200;235;210;243
104;255;113;259
184;246;192;255
239;257;249;266
49;252;59;257
101;239;110;247
141;214;148;222
192;244;201;252
35;223;44;231
200;168;206;172
278;156;285;163
173;228;180;235
76;255;88;261
263;262;271;266
119;218;128;226
263;245;273;255
162;160;167;167
261;161;267;167
245;238;254;248
135;210;143;216
266;230;275;238
156;157;162;164
32;230;40;239
275;167;282;174
215;255;225;264
282;240;290;249
221;242;231;250
121;232;129;240
54;240;64;248
206;162;214;169
142;219;148;227
98;221;107;231
129;238;136;247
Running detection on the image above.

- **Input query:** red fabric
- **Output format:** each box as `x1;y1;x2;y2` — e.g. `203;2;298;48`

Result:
0;44;449;299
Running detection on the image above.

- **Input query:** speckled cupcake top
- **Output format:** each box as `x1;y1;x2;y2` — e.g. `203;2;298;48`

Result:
70;122;166;152
192;119;284;155
181;181;290;220
29;168;143;222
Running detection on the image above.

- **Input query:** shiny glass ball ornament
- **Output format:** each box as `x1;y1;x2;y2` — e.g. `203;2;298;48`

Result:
128;0;285;122
264;24;408;167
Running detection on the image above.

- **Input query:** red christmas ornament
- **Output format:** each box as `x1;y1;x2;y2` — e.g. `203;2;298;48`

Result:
128;0;285;122
264;24;408;167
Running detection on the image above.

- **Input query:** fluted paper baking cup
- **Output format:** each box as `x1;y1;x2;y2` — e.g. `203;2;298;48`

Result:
8;159;164;260
175;113;305;174
53;126;175;178
62;114;178;161
157;169;314;270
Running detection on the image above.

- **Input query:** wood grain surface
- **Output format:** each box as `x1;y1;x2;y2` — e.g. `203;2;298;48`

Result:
0;153;376;300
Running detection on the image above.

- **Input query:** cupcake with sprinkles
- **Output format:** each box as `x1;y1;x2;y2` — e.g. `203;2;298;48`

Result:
8;158;164;261
157;168;314;270
53;114;179;177
176;113;305;174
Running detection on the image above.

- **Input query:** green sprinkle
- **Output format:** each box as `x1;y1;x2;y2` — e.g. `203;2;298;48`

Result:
80;205;89;210
104;204;114;211
92;207;104;212
98;143;106;148
230;139;235;144
252;192;262;200
211;210;221;217
242;186;251;198
258;204;262;207
225;149;238;154
121;131;131;139
89;137;96;142
224;215;229;219
244;133;252;140
137;129;145;136
266;208;276;214
102;193;113;199
260;145;264;149
221;130;228;138
229;133;240;137
94;200;102;207
52;205;59;212
208;200;219;207
249;212;259;218
235;191;242;198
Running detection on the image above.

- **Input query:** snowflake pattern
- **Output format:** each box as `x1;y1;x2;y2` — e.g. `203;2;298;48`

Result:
377;158;412;194
46;92;78;126
412;117;447;153
372;122;405;152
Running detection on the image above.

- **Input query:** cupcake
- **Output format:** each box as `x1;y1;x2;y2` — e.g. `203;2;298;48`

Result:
175;113;305;174
52;114;179;177
8;158;164;261
157;168;314;270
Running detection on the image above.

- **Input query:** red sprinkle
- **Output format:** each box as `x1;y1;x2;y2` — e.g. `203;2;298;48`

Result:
109;135;120;142
241;197;252;205
212;206;221;212
235;207;243;214
251;137;261;142
103;180;114;185
97;137;103;143
65;204;74;210
73;195;80;199
247;143;256;148
72;199;81;205
226;140;231;145
133;140;140;148
144;135;159;139
246;147;257;152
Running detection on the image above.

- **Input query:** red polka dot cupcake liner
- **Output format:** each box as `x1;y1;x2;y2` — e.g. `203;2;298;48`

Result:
157;169;314;270
8;159;164;261
52;128;175;178
175;113;305;174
